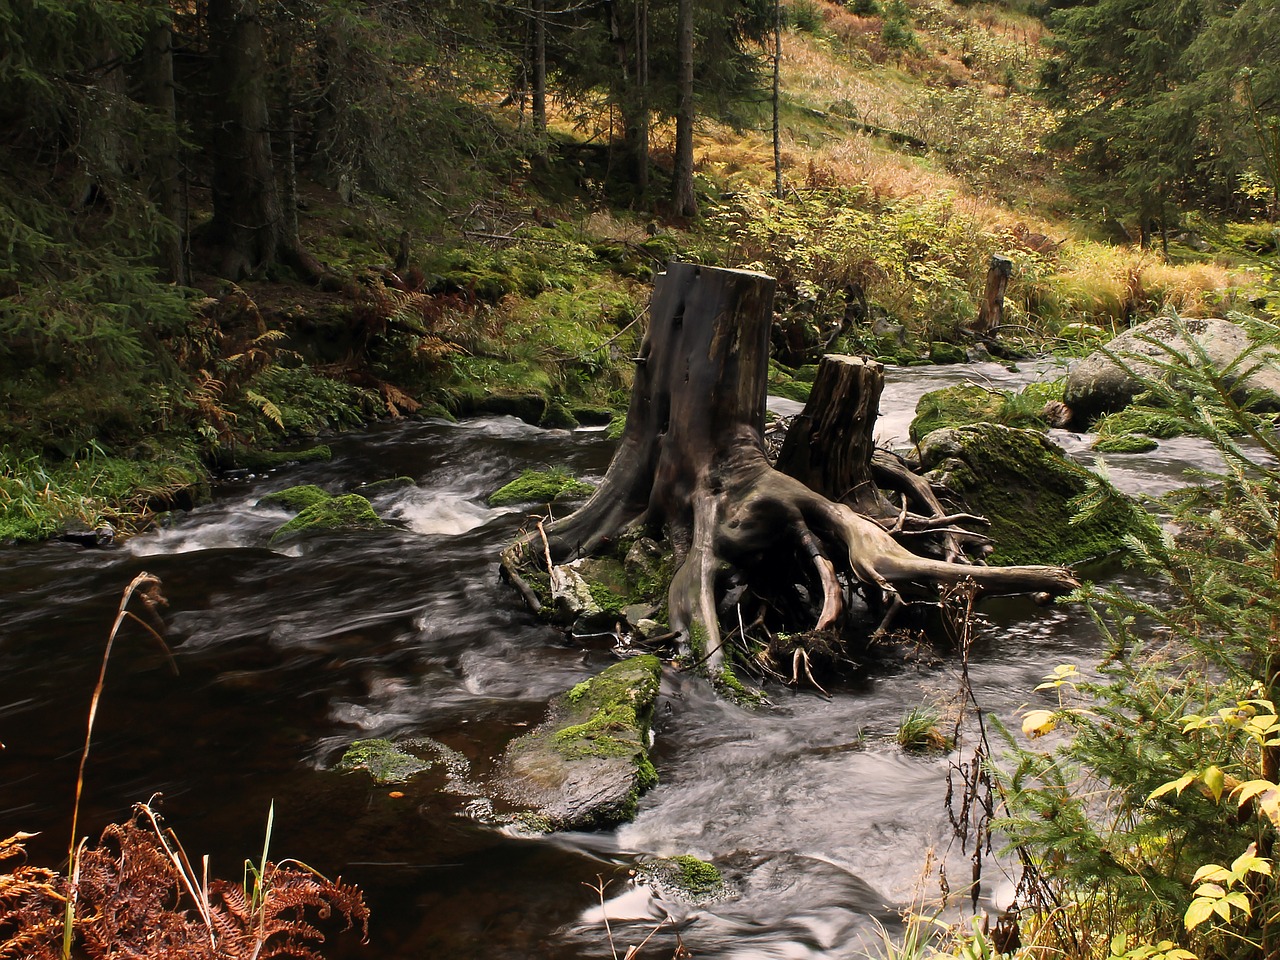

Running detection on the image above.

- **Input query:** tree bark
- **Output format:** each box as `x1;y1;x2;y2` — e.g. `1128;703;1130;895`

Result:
973;253;1013;336
207;0;284;279
503;263;1078;679
142;21;187;285
532;0;548;134
672;0;697;217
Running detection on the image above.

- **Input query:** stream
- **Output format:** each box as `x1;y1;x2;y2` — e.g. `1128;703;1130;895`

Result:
0;361;1218;958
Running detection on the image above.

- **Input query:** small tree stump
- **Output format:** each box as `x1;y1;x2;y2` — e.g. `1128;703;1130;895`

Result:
973;254;1013;336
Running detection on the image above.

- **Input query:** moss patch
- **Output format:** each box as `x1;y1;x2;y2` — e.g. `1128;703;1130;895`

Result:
270;492;386;541
636;855;732;905
337;738;432;784
1092;434;1159;454
488;468;595;507
499;655;663;830
918;423;1157;566
910;383;1050;443
257;484;332;512
222;445;332;471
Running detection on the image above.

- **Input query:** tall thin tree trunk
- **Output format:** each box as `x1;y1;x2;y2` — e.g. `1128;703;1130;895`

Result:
143;21;187;284
634;0;650;196
773;0;782;200
672;0;697;217
532;0;547;134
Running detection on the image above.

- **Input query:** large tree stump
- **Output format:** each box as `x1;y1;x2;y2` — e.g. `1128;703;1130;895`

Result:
973;253;1013;336
502;263;1077;679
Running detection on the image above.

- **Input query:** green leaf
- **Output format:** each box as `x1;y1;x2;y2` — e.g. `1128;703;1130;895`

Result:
1204;765;1225;802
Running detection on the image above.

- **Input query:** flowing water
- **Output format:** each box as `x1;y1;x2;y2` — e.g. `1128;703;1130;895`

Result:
0;362;1220;958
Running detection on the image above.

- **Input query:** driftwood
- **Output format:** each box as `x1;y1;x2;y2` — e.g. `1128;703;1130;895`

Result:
502;263;1077;677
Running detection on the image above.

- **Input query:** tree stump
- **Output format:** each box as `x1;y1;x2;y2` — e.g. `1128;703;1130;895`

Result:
973;254;1013;336
502;262;1077;680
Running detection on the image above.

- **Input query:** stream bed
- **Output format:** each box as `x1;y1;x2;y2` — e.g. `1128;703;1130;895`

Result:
0;361;1214;958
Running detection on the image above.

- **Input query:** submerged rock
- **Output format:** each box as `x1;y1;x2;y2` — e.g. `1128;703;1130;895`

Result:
498;655;662;830
1064;316;1280;424
337;738;432;784
918;423;1156;567
270;493;386;542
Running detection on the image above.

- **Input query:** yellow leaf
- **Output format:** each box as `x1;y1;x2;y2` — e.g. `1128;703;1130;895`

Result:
1185;897;1215;930
1149;773;1196;802
1021;709;1057;739
1204;765;1226;803
1232;779;1277;806
1191;864;1230;884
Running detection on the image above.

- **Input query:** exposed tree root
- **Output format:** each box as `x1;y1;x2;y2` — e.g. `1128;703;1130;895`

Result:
502;263;1079;684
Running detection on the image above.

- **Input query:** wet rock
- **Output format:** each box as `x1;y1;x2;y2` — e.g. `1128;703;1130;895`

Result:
352;477;416;497
622;603;658;628
257;484;332;512
539;402;579;430
1064;316;1280;424
497;655;662;830
476;393;547;425
635;855;734;905
919;423;1157;566
1042;399;1072;429
488;468;594;507
59;522;116;548
269;493;386;542
337;738;432;784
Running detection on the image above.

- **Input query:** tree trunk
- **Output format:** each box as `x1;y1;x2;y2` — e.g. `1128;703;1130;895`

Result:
207;0;284;279
503;263;1078;680
772;0;783;200
973;254;1012;336
672;0;697;217
532;0;548;134
142;21;187;285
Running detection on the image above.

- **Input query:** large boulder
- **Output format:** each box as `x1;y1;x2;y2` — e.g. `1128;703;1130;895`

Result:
1064;316;1280;424
497;655;662;830
918;423;1157;567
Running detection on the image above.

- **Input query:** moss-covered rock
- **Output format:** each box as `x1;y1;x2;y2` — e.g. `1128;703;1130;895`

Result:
1091;433;1159;454
220;445;332;472
910;383;1050;443
918;423;1157;566
498;655;663;830
488;468;595;507
475;393;547;425
270;493;386;542
636;855;733;905
352;476;416;497
570;405;616;427
337;738;432;784
257;484;332;512
539;401;580;430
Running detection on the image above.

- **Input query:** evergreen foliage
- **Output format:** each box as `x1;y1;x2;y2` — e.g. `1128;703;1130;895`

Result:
997;314;1280;958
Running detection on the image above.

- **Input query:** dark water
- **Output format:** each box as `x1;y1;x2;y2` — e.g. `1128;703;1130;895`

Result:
0;362;1214;958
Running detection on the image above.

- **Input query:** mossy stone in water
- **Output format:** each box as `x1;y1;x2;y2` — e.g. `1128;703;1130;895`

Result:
1092;434;1159;454
257;484;332;512
499;655;662;830
636;855;732;905
910;384;1005;443
270;493;385;541
919;423;1156;567
540;402;579;430
226;445;332;471
488;468;594;507
337;739;432;784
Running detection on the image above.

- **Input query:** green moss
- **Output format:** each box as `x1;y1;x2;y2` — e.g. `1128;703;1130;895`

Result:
1092;434;1159;454
226;445;333;471
337;738;432;784
910;383;1051;443
270;493;386;542
636;855;730;904
488;468;595;506
257;484;332;512
770;379;814;402
928;342;967;364
1093;405;1186;440
634;754;659;791
540;401;580;430
548;655;662;761
715;664;765;705
919;423;1157;566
